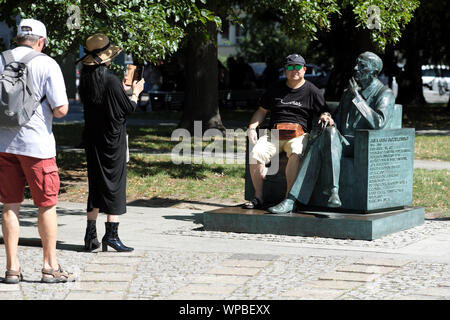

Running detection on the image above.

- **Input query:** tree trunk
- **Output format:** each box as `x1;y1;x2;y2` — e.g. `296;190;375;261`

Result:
395;49;425;106
178;1;225;135
394;16;426;106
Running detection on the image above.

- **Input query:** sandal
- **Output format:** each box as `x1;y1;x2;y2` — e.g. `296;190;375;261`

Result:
242;197;263;209
3;269;23;284
41;265;76;283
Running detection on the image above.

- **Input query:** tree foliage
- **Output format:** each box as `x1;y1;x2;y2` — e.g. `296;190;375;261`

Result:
235;0;419;51
0;0;220;63
349;0;420;50
235;12;310;68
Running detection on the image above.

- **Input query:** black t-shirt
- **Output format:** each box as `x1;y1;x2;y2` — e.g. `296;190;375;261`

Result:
260;80;327;132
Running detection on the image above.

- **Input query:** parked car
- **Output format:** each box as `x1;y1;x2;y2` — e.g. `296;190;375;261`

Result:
422;65;450;96
249;62;267;79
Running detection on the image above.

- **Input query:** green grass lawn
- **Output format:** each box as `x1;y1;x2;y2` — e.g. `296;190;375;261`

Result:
56;152;245;205
413;169;449;216
127;154;244;203
414;136;450;161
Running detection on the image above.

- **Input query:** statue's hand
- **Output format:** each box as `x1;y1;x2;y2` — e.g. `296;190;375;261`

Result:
349;77;361;97
318;112;334;127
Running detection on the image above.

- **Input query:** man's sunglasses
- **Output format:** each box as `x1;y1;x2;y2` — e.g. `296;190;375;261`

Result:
286;65;303;71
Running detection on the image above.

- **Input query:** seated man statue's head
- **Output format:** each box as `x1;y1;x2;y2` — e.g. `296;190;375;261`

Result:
353;51;383;89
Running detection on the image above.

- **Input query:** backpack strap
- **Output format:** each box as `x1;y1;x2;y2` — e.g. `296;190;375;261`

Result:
1;50;15;65
19;50;46;65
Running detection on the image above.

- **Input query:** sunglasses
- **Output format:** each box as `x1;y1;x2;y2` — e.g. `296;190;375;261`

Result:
286;65;303;71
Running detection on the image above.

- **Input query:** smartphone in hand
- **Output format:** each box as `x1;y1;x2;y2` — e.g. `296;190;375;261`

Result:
125;64;144;86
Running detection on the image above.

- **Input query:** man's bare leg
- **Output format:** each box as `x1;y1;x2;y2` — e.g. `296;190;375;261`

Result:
2;203;21;272
249;161;267;201
38;205;59;270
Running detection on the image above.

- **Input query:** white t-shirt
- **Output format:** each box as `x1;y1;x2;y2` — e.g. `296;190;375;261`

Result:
0;46;68;159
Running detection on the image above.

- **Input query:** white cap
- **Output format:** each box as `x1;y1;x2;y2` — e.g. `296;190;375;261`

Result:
17;18;48;45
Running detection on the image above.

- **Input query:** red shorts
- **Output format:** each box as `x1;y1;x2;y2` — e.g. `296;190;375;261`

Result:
0;152;60;207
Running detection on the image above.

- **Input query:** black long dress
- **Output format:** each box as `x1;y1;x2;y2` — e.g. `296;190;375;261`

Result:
83;71;136;215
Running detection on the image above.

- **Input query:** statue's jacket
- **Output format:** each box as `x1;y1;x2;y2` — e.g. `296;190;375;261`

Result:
334;78;396;151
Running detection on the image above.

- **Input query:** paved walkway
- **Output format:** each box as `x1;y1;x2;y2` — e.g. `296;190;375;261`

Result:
1;200;449;300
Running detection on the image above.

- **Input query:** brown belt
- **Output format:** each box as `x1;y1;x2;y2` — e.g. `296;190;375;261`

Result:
274;123;305;140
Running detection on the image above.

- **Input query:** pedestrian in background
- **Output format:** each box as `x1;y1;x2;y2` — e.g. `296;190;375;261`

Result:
78;33;144;252
0;18;75;283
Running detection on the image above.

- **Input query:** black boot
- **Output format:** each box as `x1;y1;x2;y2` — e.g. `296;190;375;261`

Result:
101;222;134;252
84;220;100;251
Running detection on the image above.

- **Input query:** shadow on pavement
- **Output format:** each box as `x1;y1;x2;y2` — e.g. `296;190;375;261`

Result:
162;212;204;224
127;197;236;209
0;237;84;252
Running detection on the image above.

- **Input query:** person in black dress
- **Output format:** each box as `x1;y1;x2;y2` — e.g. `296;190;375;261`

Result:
77;33;144;252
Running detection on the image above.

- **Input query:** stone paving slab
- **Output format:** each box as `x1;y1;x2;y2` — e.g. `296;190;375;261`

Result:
191;275;251;285
303;280;363;290
335;265;397;274
0;292;22;300
281;287;347;299
165;293;226;300
84;264;137;273
438;282;450;287
0;283;21;291
72;281;130;292
65;292;124;300
176;284;238;295
318;272;381;282
81;272;135;282
206;266;261;276
414;287;450;298
228;253;280;261
390;294;442;300
354;258;410;267
91;257;142;264
220;259;272;268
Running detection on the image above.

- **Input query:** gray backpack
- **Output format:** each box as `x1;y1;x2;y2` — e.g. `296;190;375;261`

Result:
0;49;46;127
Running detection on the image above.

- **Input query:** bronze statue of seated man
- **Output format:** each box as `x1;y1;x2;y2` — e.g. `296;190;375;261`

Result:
268;51;396;214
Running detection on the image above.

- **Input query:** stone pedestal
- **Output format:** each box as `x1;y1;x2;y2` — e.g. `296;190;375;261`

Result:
239;103;423;240
202;206;425;241
309;128;415;212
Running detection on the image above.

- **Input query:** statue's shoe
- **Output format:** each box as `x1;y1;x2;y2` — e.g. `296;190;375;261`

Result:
267;198;295;214
327;190;342;208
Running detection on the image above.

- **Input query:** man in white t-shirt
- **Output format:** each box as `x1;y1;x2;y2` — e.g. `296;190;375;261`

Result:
0;19;75;283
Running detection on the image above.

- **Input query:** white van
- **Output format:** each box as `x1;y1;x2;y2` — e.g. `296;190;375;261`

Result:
422;65;450;96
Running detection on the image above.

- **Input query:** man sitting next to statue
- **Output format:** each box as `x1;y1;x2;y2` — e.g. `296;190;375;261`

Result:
268;51;396;214
243;53;330;209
